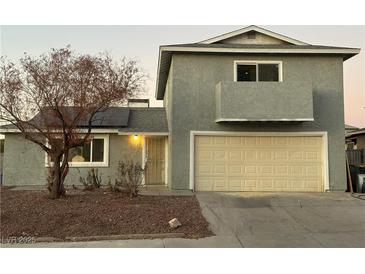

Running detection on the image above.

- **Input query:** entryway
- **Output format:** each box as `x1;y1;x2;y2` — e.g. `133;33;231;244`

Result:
144;136;166;185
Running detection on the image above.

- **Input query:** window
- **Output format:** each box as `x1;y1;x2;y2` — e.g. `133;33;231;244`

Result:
258;64;279;81
237;65;256;82
235;61;282;82
346;138;357;150
46;135;109;167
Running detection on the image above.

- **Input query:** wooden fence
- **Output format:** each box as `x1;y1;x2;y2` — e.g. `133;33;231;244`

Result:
347;149;365;166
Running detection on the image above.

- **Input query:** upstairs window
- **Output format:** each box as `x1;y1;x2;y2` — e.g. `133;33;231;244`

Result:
235;61;282;82
237;65;256;81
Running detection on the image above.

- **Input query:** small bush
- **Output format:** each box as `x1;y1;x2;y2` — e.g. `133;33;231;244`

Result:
115;160;144;198
107;177;121;192
79;168;102;191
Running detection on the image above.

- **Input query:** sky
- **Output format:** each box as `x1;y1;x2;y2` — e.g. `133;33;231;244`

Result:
1;25;364;128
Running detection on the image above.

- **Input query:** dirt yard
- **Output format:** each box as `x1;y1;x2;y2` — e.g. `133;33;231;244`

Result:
0;188;213;240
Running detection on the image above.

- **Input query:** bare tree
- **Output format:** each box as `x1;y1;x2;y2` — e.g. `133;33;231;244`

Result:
0;47;145;198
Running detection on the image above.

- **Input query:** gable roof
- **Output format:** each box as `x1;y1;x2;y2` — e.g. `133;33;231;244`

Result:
155;25;361;100
199;25;308;45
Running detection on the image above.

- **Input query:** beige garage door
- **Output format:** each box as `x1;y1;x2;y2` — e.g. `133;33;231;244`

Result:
195;135;324;192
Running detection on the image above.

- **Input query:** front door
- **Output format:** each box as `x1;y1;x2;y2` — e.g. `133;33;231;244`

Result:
145;136;166;185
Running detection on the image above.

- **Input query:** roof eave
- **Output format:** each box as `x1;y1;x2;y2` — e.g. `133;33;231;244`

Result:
155;47;172;100
160;45;360;55
0;128;122;134
346;129;365;137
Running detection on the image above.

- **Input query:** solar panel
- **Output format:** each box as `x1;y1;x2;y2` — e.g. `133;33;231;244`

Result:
30;107;130;128
84;108;130;127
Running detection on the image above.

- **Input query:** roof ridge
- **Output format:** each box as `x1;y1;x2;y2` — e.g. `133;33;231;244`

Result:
198;25;309;46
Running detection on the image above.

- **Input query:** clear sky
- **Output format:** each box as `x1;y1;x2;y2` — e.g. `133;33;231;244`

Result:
1;25;364;127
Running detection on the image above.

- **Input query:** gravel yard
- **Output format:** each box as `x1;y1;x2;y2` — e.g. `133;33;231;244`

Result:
0;187;213;240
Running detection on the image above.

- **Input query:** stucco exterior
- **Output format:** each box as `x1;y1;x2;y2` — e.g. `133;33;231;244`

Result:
3;134;142;186
166;53;346;191
215;81;313;121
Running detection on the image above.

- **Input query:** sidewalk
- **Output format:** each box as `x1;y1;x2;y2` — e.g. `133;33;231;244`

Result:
2;236;242;248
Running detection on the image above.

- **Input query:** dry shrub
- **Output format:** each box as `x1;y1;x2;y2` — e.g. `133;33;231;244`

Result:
115;160;144;198
79;168;102;191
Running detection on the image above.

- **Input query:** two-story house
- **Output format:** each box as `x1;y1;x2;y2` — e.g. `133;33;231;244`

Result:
157;25;360;192
0;26;360;192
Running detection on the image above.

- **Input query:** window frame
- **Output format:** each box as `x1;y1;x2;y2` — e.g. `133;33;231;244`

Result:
234;60;283;82
45;134;109;168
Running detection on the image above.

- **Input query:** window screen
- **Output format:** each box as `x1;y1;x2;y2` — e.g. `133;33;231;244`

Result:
258;64;279;81
236;64;256;82
92;139;104;162
68;142;91;162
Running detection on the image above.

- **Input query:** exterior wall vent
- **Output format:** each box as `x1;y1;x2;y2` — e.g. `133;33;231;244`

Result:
247;31;256;40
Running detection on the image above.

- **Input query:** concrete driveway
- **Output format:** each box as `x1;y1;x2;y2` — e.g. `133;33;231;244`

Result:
196;192;365;247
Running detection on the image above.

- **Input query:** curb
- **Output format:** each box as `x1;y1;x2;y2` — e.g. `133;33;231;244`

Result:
34;233;185;243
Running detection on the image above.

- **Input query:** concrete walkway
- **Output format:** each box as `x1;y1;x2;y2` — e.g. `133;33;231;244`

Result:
2;192;364;248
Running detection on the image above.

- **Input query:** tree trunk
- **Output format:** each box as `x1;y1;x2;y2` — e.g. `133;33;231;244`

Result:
49;154;66;199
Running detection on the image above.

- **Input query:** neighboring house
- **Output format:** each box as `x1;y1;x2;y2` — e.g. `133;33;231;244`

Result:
346;128;365;150
345;124;359;135
0;25;361;192
346;128;365;166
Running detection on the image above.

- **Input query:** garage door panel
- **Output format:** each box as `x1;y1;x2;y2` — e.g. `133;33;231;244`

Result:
196;150;212;161
196;164;212;176
229;151;242;161
213;151;227;160
274;151;288;160
305;151;321;161
195;135;324;192
213;137;226;145
274;166;288;175
258;151;273;161
244;151;257;160
228;137;242;145
228;165;243;175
